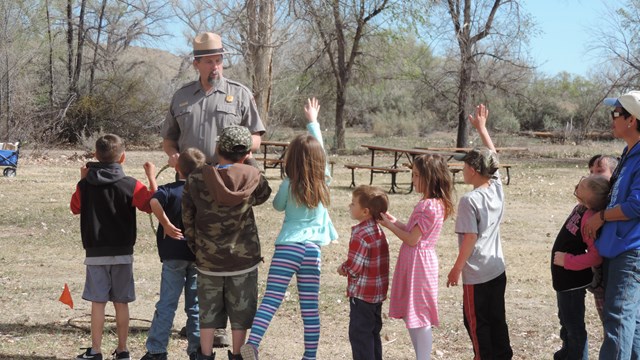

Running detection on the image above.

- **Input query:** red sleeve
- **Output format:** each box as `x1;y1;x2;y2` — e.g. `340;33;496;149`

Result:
341;232;369;278
131;180;154;213
70;184;81;214
565;210;603;270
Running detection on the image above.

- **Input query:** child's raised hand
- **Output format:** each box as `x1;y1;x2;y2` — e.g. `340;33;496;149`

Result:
304;97;320;123
468;104;489;130
80;165;89;179
553;251;566;267
143;161;156;177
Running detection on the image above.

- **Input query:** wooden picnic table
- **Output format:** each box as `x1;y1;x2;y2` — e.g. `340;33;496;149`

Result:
260;140;289;177
415;146;528;153
348;144;458;193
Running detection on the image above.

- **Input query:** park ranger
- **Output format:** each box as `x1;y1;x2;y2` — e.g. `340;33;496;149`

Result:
162;32;265;166
160;32;265;349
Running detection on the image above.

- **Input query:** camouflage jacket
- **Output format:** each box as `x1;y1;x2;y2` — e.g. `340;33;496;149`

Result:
183;163;271;273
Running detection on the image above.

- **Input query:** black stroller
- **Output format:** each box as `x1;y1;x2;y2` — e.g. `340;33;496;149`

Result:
0;142;20;177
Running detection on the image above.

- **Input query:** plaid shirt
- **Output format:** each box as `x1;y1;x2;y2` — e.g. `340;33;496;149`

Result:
340;218;389;303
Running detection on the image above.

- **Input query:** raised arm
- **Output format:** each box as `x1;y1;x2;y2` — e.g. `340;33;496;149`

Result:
469;104;496;152
144;162;158;192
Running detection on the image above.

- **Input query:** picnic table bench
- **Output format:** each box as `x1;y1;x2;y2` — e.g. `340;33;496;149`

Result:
345;144;458;193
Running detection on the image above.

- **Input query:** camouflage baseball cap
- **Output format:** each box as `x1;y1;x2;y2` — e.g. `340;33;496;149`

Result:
453;147;499;178
217;125;252;154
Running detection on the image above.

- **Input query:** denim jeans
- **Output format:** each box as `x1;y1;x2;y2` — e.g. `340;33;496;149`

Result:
146;260;200;356
555;288;588;360
348;297;383;360
600;249;640;360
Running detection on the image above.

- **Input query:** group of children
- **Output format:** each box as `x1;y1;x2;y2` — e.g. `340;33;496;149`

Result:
549;154;618;360
71;100;575;360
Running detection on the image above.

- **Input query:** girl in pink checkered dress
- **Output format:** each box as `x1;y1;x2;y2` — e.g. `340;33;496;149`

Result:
379;154;455;360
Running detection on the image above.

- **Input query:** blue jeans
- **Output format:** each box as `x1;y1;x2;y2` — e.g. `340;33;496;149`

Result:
600;249;640;360
555;288;588;360
146;260;200;356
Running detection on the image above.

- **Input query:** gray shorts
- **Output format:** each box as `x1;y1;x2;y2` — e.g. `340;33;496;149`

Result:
197;269;257;329
82;264;135;303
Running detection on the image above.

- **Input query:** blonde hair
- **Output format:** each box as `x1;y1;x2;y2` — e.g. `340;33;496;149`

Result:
583;175;611;211
413;154;455;219
284;134;330;208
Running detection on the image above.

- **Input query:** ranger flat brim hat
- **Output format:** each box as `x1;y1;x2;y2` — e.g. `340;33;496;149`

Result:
193;32;228;58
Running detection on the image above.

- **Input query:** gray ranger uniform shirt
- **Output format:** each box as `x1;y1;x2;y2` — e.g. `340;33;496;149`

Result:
162;76;265;164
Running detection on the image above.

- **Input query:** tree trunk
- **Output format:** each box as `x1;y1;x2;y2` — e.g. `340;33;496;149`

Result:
71;0;87;94
335;81;346;151
46;0;54;108
66;0;73;94
247;0;274;125
89;0;107;96
456;61;470;147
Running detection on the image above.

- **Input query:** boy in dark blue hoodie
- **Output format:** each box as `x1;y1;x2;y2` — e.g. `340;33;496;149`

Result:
141;148;206;360
70;134;157;360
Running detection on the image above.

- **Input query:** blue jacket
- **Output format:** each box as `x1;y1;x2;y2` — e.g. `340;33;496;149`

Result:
596;143;640;257
273;122;338;246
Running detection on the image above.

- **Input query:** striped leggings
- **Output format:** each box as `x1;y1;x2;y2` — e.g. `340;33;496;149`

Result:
247;242;321;360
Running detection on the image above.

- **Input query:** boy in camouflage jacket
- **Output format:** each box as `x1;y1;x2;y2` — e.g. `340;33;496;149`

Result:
183;126;272;360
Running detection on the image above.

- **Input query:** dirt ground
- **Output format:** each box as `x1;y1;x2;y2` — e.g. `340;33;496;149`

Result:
0;136;621;359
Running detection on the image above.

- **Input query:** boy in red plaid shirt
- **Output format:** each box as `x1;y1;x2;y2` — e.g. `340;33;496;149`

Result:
337;185;390;360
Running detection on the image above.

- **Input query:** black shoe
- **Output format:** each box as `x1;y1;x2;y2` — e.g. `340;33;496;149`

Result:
76;348;103;360
112;349;131;360
140;352;168;360
227;350;243;360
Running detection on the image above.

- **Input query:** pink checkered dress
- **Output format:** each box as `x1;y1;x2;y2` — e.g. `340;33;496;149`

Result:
389;198;444;328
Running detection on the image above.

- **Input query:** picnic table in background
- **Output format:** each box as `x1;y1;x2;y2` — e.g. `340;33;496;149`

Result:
259;140;336;178
344;144;458;193
415;146;528;153
260;140;289;177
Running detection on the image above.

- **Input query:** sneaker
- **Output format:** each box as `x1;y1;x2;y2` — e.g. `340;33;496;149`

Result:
140;352;167;360
227;350;243;360
112;349;131;360
189;352;198;360
213;328;230;347
240;344;258;360
76;348;103;360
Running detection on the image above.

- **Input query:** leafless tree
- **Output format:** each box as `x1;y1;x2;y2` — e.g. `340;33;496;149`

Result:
296;0;391;150
437;0;532;146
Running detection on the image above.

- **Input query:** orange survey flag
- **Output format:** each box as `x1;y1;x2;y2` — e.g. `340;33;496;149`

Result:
59;283;74;309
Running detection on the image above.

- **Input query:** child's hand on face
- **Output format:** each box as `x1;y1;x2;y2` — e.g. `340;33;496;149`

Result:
553;251;566;267
304;97;320;123
337;265;346;276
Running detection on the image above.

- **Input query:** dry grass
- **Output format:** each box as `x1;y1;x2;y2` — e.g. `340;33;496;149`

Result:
0;133;623;359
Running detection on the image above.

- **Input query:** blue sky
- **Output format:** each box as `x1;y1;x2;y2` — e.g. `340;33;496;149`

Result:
524;0;609;77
